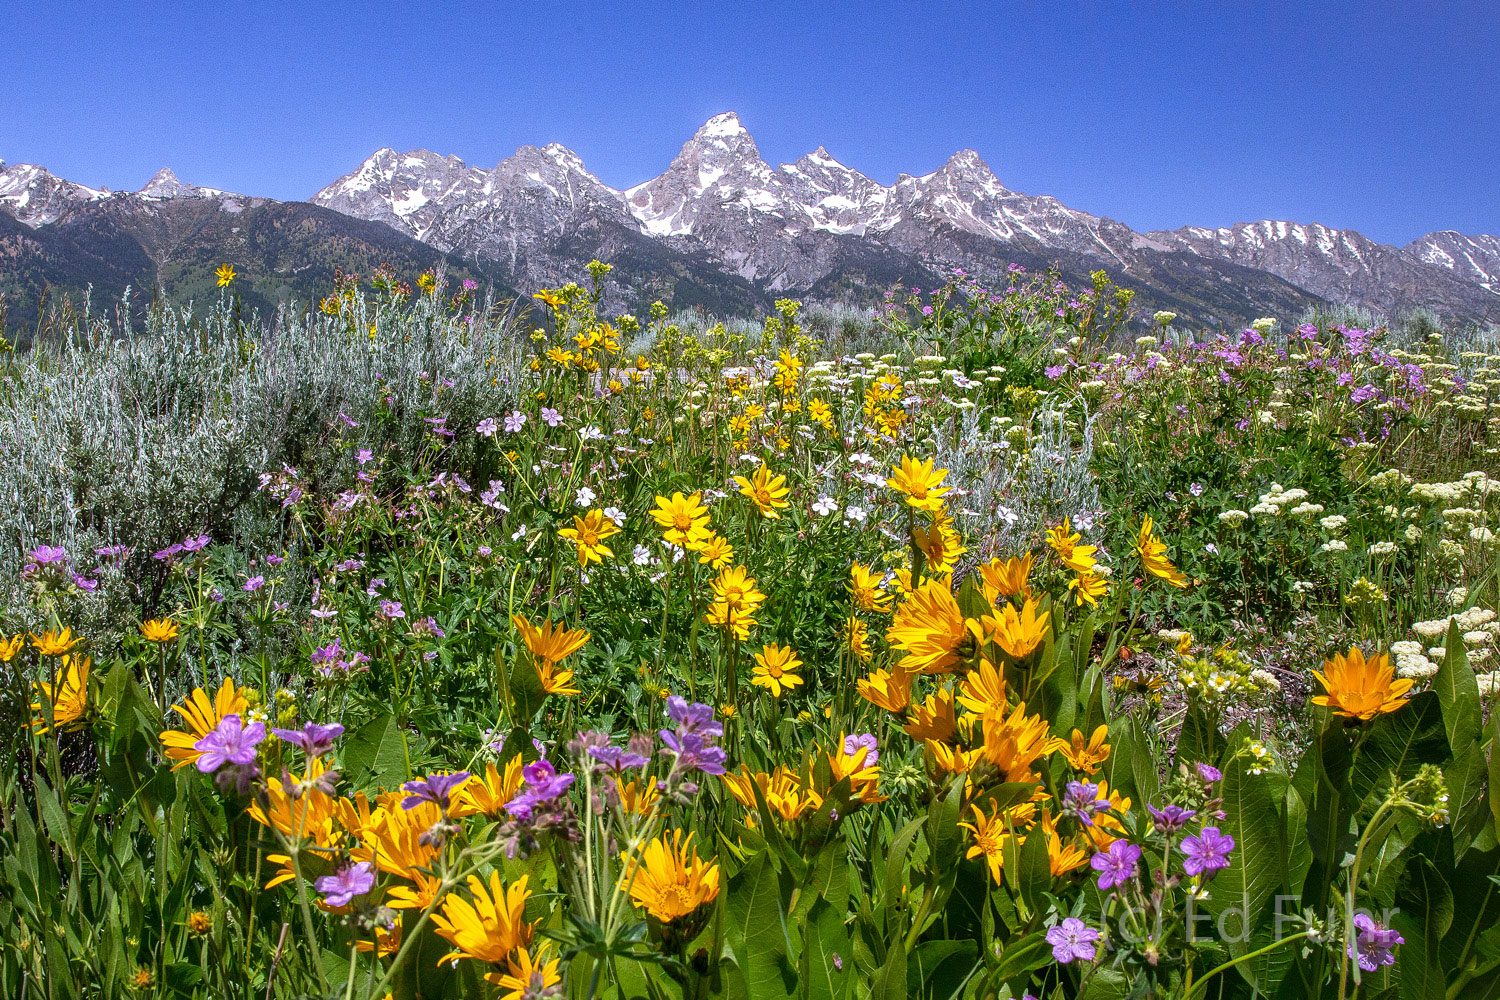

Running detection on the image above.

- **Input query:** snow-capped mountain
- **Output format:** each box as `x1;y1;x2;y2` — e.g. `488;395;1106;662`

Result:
307;111;1498;324
0;160;107;227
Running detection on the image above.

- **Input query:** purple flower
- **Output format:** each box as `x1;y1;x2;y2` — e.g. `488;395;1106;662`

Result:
477;545;492;557
843;733;879;766
462;278;478;291
71;574;98;592
504;411;527;433
1063;781;1111;826
181;534;212;553
506;760;576;819
311;639;342;666
1147;803;1197;833
476;417;499;437
1045;364;1066;379
379;599;404;619
1091;840;1142;891
94;544;131;559
243;575;265;592
541;407;562;427
315;862;375;907
356;448;374;466
1348;913;1403;972
665;696;722;738
30;545;68;565
270;722;345;757
1195;763;1222;784
401;772;471;811
659;730;727;775
193;714;266;773
588;745;650;771
1046;917;1099;964
337;412;358;429
153;543;184;562
265;554;285;567
1181;826;1235;877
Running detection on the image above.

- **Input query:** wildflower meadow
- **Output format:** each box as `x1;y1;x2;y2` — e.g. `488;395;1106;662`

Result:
2;262;1498;1000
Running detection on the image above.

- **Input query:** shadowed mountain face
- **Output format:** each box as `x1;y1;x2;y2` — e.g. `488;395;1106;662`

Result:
4;117;1497;331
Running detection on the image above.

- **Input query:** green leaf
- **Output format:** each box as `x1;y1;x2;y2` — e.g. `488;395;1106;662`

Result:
907;939;977;1000
724;850;795;1000
1350;692;1450;812
1391;856;1453;1000
1205;747;1284;982
342;711;412;789
1433;621;1482;753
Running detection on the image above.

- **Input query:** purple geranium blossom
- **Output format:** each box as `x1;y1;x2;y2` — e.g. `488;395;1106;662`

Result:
476;417;499;437
30;545;68;565
504;411;527;433
1196;763;1223;784
1063;781;1111;826
659;730;727;775
1091;840;1142;891
315;862;375;907
243;575;265;592
506;760;576;819
1182;826;1235;877
1147;803;1198;833
1348;913;1403;972
193;714;266;774
270;722;345;757
843;733;879;766
1046;917;1099;964
589;745;650;771
181;534;212;553
401;772;471;811
665;696;722;737
379;599;404;619
541;407;562;427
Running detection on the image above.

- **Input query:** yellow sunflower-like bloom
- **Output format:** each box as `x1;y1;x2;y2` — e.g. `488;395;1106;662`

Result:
960;801;1019;884
558;509;620;567
1081;779;1132;851
490;944;563;997
650;492;712;548
1045;519;1098;574
704;601;757;641
924;739;984;778
1135;514;1189;588
845;616;874;663
857;666;911;712
432;871;536;967
956;657;1007;716
30;626;83;657
214;264;237;287
981;702;1066;783
694;533;734;569
979;553;1034;603
1039;809;1091;875
721;767;821;822
620;831;721;923
913;515;967;575
983;598;1050;660
886;455;951;513
140;618;179;643
751;643;804;697
827;736;885;804
886;579;978;674
160;678;249;770
1311;647;1412;720
1068;569;1109;607
848;562;893;613
451;757;526;819
0;634;25;662
710;565;766;616
31;654;90;733
733;464;790;519
511;614;589;667
612;777;660;817
903;689;958;742
1059;724;1111;775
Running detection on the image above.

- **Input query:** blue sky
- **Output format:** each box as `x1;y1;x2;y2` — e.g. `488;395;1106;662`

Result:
3;1;1496;244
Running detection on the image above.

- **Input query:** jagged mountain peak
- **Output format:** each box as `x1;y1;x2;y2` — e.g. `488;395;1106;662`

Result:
697;111;749;139
139;166;202;199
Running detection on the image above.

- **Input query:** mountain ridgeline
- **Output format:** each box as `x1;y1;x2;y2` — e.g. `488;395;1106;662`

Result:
3;114;1498;332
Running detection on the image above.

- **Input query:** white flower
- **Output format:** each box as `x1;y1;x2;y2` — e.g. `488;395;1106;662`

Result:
1154;311;1177;326
578;425;605;441
1463;630;1491;647
1319;514;1348;533
1447;586;1470;607
603;506;626;525
1396;654;1439;679
575;486;597;507
632;545;651;567
1219;509;1250;525
511;524;527;541
1289;502;1325;517
1320;540;1348;553
1367;541;1398;556
845;505;867;524
812;495;838;517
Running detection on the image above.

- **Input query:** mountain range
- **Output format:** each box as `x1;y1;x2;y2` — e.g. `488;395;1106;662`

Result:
4;112;1498;332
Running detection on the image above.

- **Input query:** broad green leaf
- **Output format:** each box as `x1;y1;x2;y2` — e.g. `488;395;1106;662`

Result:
342;711;412;789
907;939;978;1000
1391;856;1453;1000
1205;750;1283;960
1351;692;1450;813
1433;622;1481;753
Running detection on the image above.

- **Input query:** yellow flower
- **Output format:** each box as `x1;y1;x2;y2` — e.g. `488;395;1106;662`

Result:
886;455;951;513
160;678;250;770
751;643;804;697
214;263;237;287
536;659;580;696
620;830;721;923
1045;518;1098;574
848;562;893;613
981;702;1066;783
140;618;179;643
733;464;790;518
856;668;909;713
903;689;958;742
694;533;735;569
808;398;834;428
1135;514;1189;588
357;916;403;958
417;272;436;294
924;739;984;778
650;492;711;548
491;944;562;997
511;614;589;667
886;579;978;674
955;657;1007;715
705;601;757;641
1039;809;1091;875
845;616;874;663
0;634;22;662
133;967;155;988
982;598;1050;660
979;553;1034;603
187;911;212;936
558;509;620;566
30;626;82;657
612;776;660;816
451;757;526;818
1081;780;1132;850
1060;724;1111;774
31;654;89;733
960;801;1018;883
1068;569;1109;607
432;871;536;967
828;735;884;804
912;515;966;575
533;289;564;308
710;565;766;615
1311;647;1412;720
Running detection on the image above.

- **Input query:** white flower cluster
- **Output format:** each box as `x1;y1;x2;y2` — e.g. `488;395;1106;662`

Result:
1250;483;1309;517
1399;606;1500;685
